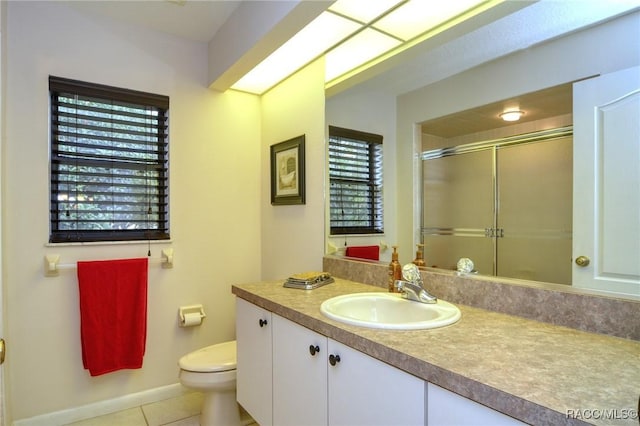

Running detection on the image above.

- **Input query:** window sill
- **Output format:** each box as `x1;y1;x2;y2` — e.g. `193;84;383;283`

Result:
45;240;173;248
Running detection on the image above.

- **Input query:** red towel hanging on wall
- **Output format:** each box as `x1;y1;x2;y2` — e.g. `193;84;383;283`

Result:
345;245;380;261
77;258;148;376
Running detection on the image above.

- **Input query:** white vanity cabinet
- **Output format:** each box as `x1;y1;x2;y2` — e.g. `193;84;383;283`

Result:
272;315;425;426
427;383;526;425
239;303;425;426
327;339;425;426
237;298;519;426
236;298;273;426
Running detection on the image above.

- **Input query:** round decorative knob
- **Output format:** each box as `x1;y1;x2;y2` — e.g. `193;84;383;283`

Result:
329;354;341;366
309;345;320;356
259;318;268;327
457;257;474;274
575;256;590;267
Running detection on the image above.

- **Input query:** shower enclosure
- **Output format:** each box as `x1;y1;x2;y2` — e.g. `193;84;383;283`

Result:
421;128;572;285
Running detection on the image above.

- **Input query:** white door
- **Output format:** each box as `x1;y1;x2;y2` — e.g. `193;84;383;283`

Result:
573;66;640;297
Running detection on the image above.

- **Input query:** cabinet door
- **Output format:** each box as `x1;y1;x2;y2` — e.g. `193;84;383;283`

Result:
327;339;425;426
273;315;327;426
427;383;525;425
236;298;272;426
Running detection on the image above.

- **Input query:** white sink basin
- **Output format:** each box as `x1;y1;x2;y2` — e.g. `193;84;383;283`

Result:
320;292;461;330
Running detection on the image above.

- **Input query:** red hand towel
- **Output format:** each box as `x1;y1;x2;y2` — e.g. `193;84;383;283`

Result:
345;245;379;261
77;258;148;376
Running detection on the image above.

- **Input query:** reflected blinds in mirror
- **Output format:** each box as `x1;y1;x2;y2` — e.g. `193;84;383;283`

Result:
328;126;383;235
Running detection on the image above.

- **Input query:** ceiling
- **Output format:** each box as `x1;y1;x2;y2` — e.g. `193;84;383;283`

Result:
66;0;640;104
69;0;241;43
421;82;574;138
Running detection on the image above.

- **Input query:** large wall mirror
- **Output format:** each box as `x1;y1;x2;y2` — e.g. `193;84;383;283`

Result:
417;68;639;299
325;6;640;300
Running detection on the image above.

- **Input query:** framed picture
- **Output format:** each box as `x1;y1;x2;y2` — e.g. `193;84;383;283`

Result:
270;135;305;205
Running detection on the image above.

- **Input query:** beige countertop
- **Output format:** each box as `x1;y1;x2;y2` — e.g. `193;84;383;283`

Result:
232;278;640;426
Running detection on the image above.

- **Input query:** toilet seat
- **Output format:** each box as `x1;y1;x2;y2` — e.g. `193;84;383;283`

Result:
179;340;236;373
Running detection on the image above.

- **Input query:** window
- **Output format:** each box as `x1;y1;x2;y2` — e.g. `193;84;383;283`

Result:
49;76;169;243
328;126;383;235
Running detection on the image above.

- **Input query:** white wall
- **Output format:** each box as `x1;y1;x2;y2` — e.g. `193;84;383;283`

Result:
395;11;640;261
3;2;262;421
260;59;326;280
325;89;398;263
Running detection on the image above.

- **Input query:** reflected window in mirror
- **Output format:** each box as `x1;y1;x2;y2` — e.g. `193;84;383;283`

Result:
328;126;383;235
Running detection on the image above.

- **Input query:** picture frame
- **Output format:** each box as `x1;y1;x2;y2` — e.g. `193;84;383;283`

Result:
270;135;305;205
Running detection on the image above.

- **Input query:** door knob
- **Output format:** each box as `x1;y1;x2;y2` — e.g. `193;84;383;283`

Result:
0;338;5;365
259;318;268;327
575;256;590;267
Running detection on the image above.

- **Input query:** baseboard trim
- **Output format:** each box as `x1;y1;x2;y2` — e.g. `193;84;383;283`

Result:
13;383;188;426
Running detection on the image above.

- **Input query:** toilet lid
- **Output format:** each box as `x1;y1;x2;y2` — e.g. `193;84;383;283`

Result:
178;340;237;373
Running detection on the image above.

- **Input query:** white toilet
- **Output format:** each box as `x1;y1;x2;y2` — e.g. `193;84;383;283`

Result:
178;340;241;426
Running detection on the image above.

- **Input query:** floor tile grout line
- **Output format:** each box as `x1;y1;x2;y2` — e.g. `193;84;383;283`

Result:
140;405;150;426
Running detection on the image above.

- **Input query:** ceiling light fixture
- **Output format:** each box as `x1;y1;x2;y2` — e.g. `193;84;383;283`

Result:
499;110;525;122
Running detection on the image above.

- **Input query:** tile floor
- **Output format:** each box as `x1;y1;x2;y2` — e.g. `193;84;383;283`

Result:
64;391;255;426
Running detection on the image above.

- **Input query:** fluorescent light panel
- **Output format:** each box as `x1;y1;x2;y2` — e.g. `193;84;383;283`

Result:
231;0;489;94
325;28;402;82
328;0;404;24
374;0;483;40
231;12;360;94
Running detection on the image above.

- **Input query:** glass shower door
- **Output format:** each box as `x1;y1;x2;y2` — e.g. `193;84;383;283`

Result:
496;137;573;284
422;149;495;274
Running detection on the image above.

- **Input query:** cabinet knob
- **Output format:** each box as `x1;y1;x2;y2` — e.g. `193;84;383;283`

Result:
259;318;268;327
309;345;320;356
329;354;341;366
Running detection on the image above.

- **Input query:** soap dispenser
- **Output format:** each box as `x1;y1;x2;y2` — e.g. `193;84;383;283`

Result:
412;244;426;268
388;246;402;292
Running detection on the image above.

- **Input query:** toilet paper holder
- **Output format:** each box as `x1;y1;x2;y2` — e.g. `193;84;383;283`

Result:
179;304;206;327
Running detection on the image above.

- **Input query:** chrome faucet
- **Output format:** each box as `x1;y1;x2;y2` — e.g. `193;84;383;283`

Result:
394;263;437;304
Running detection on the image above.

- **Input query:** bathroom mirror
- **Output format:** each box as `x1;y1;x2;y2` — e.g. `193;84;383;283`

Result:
413;65;639;299
325;6;640;300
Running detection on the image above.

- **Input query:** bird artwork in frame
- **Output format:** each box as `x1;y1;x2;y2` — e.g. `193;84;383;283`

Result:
270;135;305;205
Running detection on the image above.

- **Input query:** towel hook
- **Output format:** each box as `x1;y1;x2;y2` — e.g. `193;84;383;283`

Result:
44;254;60;277
161;248;173;268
